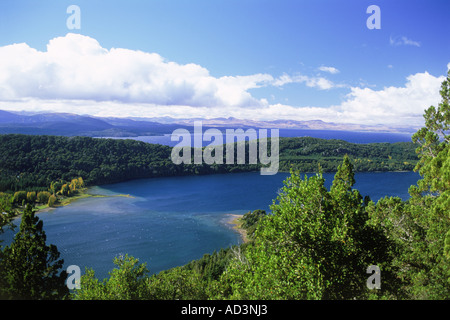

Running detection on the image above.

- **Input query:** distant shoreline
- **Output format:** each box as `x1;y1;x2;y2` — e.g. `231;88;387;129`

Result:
11;189;134;218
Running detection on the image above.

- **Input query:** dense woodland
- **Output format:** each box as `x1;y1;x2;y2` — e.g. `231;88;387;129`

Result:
0;133;417;193
278;137;417;172
0;71;449;300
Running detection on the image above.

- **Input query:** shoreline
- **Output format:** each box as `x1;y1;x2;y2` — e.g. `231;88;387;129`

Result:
11;189;134;218
10;191;96;219
224;214;249;244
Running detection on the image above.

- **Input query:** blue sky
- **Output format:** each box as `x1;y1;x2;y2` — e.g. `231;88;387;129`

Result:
0;0;449;126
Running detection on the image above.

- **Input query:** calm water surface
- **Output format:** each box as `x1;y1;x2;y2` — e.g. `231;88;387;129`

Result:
98;128;413;147
1;171;420;279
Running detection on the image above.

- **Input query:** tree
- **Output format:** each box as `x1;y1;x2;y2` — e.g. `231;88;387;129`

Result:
411;69;450;196
324;156;400;299
37;191;51;204
77;177;85;188
0;204;68;299
0;193;16;264
240;209;267;240
73;254;151;300
0;193;15;231
48;195;57;207
60;184;70;197
367;69;450;299
405;69;450;298
69;178;84;194
147;267;207;300
50;181;63;196
219;157;398;299
13;191;27;205
26;191;36;205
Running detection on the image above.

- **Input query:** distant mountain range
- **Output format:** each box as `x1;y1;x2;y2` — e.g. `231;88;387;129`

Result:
0;110;187;137
0;109;419;137
165;116;419;133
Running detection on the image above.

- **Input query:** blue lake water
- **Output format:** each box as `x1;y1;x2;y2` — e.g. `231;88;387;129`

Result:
0;171;420;280
98;128;413;147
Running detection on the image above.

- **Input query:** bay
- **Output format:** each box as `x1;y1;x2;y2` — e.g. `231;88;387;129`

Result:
0;171;420;280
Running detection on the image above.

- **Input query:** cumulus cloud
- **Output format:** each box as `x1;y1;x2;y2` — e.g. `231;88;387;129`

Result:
318;66;340;74
209;71;445;126
332;71;444;125
0;33;446;127
0;33;342;113
0;33;274;108
389;35;421;47
0;69;444;126
271;73;337;90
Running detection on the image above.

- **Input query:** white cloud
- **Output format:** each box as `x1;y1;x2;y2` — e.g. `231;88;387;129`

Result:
318;66;340;74
271;73;338;90
213;71;444;126
390;35;421;47
329;71;445;125
0;33;341;113
0;33;273;109
304;77;335;90
0;34;446;127
0;70;442;126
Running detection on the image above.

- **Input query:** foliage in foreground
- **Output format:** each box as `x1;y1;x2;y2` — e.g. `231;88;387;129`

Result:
0;205;68;299
216;158;402;299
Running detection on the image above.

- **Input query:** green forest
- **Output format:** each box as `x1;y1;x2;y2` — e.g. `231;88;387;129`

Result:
0;132;416;193
0;71;449;300
0;130;417;221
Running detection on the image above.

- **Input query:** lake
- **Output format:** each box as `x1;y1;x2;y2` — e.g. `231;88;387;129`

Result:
0;171;420;280
97;128;414;147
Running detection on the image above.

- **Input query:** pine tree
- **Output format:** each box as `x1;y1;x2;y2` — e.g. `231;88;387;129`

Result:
412;69;450;196
0;204;68;299
407;69;450;298
219;157;397;299
369;69;450;299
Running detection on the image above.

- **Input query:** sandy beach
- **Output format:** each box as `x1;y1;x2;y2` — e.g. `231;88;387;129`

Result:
224;213;249;244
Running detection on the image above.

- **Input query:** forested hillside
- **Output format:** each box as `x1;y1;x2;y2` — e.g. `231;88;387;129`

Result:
0;134;253;192
278;137;417;172
0;134;417;193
